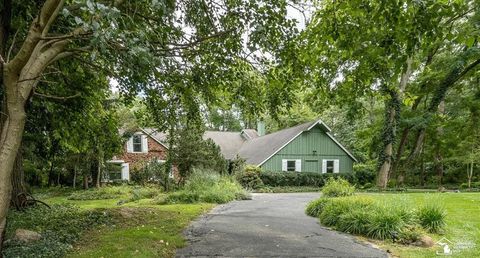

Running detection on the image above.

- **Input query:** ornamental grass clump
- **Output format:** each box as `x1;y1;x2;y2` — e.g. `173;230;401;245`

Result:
305;197;331;217
305;194;447;244
321;177;355;197
366;207;405;240
318;196;373;227
417;204;446;233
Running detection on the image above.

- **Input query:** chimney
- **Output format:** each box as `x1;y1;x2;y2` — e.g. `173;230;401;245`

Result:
257;121;265;136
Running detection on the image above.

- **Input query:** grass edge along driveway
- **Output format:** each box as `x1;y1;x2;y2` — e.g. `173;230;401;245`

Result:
44;196;215;258
360;192;480;258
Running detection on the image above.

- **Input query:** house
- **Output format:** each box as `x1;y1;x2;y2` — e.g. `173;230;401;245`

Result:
108;119;356;181
107;128;170;181
206;119;357;173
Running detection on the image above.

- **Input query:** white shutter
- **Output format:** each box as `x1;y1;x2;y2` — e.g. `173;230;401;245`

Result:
295;159;301;172
142;135;149;153
121;163;130;180
322;160;327;173
282;159;288;171
126;137;133;153
334;160;340;173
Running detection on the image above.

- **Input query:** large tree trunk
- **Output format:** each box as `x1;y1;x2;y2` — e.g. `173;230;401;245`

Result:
0;103;27;254
0;0;71;252
377;105;395;189
11;147;27;209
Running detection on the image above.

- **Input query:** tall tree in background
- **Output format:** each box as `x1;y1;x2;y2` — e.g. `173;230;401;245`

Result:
296;0;478;189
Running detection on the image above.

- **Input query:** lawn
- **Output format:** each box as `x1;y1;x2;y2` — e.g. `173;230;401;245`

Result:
2;191;214;258
39;195;214;257
361;192;480;258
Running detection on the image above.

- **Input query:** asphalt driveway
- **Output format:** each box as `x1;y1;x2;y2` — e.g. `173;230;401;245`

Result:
176;193;388;258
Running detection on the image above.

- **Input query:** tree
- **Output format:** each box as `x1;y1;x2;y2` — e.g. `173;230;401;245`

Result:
0;0;298;247
295;0;478;189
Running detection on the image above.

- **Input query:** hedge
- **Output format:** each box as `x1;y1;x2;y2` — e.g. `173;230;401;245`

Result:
258;171;356;187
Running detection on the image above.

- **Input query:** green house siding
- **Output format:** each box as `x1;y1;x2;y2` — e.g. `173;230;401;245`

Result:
260;127;354;173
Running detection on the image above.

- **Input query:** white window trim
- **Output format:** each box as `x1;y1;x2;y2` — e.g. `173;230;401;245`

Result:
282;159;302;172
322;159;339;173
128;133;148;153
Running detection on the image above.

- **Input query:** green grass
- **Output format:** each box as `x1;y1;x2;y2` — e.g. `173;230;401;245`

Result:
361;192;480;258
66;204;213;258
34;192;213;257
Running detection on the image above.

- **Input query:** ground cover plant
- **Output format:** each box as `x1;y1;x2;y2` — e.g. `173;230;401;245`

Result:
3;204;111;258
4;186;215;258
158;170;249;204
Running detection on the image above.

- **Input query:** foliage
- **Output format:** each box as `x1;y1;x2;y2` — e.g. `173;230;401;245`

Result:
159;170;249;204
366;207;406;240
353;164;377;186
68;204;214;257
306;193;448;243
417;205;446;233
171;125;228;181
259;171;355;187
130;159;172;188
236;165;264;189
305;198;331;217
66;186;129;200
3;204;110;257
321;178;355;198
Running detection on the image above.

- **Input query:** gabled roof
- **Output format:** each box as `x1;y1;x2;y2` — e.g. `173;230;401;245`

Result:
136;119;357;164
237;119;357;165
141;128;168;148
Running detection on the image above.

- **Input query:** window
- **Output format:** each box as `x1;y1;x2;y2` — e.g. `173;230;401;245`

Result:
322;159;339;173
133;135;142;152
282;159;301;172
287;160;296;171
326;160;334;173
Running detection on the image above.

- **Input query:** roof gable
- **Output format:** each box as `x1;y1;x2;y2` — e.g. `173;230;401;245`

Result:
238;120;357;165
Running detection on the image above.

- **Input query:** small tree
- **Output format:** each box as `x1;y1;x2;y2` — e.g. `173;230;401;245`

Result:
171;124;227;183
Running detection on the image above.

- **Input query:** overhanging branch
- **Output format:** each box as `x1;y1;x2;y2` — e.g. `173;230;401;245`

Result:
33;90;81;101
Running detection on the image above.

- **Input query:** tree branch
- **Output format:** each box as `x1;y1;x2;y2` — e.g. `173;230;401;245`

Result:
33;90;81;101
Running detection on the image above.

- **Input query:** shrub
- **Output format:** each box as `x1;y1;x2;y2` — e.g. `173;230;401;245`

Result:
397;226;424;245
305;198;331;217
162;169;249;204
366;207;405;240
126;186;163;202
417;205;446;233
236;165;264;189
321;178;355;197
164;191;200;204
319;197;373;227
360;182;375;189
353;164;376;186
66;186;129;200
337;208;371;235
259;171;355;187
4;204;110;258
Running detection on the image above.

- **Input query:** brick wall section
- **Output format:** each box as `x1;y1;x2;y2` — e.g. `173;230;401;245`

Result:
115;135;168;171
